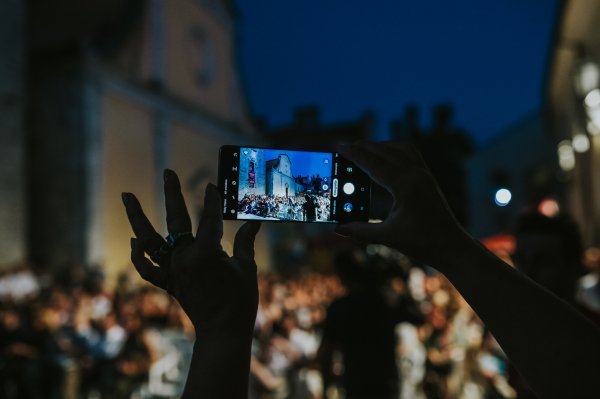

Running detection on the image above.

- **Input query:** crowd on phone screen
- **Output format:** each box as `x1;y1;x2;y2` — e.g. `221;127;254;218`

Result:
239;194;330;222
0;242;599;399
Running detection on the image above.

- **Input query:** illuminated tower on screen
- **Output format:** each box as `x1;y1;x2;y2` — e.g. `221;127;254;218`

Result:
239;148;266;197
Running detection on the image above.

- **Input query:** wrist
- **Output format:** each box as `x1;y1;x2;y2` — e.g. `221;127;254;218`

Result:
424;229;485;274
183;332;253;399
194;327;254;349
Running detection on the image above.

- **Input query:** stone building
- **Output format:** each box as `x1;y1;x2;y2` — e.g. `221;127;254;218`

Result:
0;0;26;266
1;0;270;279
266;155;295;197
390;105;473;226
467;112;557;238
265;106;375;151
546;0;600;246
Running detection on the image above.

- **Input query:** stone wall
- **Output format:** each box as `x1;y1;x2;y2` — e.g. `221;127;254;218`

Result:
27;61;89;267
0;0;25;268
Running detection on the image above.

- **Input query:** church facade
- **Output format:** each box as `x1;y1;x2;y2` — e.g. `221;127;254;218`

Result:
238;150;298;198
8;0;270;278
266;155;296;198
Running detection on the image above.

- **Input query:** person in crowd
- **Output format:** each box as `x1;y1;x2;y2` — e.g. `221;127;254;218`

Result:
112;312;152;398
121;141;600;399
513;212;585;305
318;249;424;399
250;272;341;398
303;196;317;222
0;304;43;398
508;212;587;397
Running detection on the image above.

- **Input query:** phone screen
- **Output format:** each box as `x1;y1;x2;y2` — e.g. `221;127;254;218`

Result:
218;146;371;223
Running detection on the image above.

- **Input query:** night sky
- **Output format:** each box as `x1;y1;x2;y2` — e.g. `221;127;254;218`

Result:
236;1;559;145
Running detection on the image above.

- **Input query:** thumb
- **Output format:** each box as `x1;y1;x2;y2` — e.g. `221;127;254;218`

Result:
335;221;388;244
233;221;261;264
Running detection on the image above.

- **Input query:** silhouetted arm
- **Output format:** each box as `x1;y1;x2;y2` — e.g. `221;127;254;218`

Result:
317;300;342;398
336;142;600;399
123;170;260;398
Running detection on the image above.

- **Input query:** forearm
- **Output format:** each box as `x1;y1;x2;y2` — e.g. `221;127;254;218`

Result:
182;332;253;399
436;236;600;398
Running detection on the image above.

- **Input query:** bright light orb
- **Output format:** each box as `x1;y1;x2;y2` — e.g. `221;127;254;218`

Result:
557;140;576;171
494;188;512;207
587;121;600;136
572;133;590;153
578;62;600;94
557;140;574;156
559;155;576;171
585;89;600;108
538;199;560;218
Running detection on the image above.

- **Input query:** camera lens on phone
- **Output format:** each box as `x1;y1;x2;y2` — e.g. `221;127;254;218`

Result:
343;203;353;213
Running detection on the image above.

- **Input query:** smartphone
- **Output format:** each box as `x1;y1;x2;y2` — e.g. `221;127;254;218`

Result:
218;145;371;223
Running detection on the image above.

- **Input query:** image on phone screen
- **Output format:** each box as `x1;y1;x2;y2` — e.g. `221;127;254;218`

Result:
218;146;371;223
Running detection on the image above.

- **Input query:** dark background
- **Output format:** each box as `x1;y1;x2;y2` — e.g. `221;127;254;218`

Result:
237;0;559;144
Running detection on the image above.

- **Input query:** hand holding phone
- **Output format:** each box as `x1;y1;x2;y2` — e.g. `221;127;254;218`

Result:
218;146;371;223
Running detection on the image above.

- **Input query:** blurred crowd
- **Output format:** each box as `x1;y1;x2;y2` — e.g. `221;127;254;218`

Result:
1;227;599;399
0;262;195;399
238;194;330;221
247;247;517;399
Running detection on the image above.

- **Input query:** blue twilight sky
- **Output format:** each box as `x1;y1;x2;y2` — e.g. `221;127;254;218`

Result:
236;1;559;145
262;149;332;178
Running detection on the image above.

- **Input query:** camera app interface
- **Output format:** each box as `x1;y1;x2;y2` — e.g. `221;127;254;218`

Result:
220;146;370;223
237;148;333;222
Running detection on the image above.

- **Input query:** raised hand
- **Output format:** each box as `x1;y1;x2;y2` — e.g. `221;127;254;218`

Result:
337;141;600;398
122;169;260;334
335;141;472;269
122;169;260;398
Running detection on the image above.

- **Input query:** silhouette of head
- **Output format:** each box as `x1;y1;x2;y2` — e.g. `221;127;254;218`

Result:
514;213;584;302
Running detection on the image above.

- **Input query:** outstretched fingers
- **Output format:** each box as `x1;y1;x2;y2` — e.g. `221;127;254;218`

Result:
131;238;168;289
233;222;261;265
122;192;165;254
164;169;192;235
196;183;224;248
